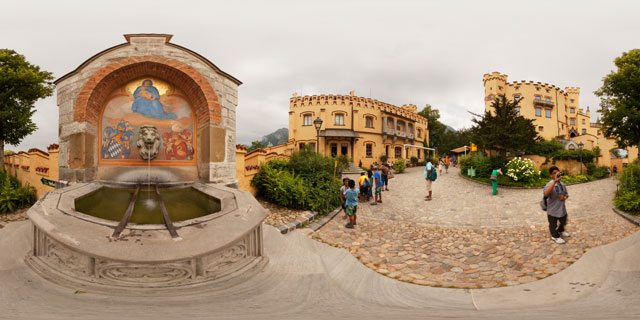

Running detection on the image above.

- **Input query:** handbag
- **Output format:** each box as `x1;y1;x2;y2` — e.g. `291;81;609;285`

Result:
490;174;497;181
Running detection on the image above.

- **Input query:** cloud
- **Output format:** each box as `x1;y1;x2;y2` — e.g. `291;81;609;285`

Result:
3;0;639;150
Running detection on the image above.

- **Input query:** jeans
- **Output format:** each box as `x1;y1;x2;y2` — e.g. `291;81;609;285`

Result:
547;214;567;238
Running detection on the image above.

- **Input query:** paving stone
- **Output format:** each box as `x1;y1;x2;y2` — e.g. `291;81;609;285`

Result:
310;167;639;288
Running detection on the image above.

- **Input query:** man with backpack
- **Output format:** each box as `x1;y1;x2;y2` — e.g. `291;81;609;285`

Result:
424;157;436;201
543;166;570;244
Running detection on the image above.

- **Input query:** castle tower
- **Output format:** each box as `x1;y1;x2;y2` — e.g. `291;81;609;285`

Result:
483;72;508;112
565;87;580;109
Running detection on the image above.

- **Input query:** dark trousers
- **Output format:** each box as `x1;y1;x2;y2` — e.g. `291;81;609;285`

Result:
547;215;567;238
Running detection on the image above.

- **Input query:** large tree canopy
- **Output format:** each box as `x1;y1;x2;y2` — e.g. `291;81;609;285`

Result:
470;95;538;158
0;49;54;169
418;104;446;151
595;49;640;159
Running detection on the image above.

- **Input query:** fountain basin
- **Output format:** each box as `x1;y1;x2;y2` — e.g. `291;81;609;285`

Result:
26;182;268;295
74;184;223;228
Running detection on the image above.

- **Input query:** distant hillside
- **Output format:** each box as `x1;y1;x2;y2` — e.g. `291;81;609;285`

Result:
259;128;289;147
445;125;456;133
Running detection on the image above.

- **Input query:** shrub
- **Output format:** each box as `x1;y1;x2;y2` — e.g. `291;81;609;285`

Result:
615;191;640;215
505;157;540;183
586;162;597;176
552;149;595;163
251;151;342;215
379;155;388;163
335;155;351;172
618;163;640;195
410;156;419;166
561;174;590;184
393;159;407;173
530;139;564;162
0;171;36;213
459;154;506;179
540;167;551;180
592;166;609;179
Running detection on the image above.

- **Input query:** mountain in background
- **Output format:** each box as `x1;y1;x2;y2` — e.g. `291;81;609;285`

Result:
445;125;456;133
257;128;289;147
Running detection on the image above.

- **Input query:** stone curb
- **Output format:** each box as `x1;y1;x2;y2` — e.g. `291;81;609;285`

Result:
612;206;640;226
276;211;318;234
309;207;342;232
459;172;608;189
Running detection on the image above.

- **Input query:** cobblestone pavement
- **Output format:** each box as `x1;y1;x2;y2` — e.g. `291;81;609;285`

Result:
0;208;28;229
313;166;638;288
258;199;309;227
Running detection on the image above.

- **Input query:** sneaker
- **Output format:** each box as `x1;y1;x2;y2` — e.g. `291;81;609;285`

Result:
345;224;354;229
561;231;570;237
552;237;566;244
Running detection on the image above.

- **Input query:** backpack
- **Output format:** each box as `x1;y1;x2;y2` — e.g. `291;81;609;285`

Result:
429;166;437;181
540;196;548;211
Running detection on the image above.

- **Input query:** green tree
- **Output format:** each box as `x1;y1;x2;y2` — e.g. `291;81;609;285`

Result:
595;49;640;160
470;95;538;158
0;49;54;169
418;104;446;152
247;140;266;152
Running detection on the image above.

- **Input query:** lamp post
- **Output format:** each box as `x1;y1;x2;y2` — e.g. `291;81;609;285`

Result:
313;117;323;153
578;141;584;175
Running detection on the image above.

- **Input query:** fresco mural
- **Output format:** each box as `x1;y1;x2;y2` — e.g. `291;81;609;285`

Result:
100;77;196;165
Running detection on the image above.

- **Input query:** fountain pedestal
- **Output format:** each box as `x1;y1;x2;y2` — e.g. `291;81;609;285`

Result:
26;182;268;295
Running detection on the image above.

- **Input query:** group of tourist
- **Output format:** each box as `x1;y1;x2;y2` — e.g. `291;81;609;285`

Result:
339;164;391;229
341;155;574;246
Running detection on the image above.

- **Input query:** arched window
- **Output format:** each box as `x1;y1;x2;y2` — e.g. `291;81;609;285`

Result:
365;116;374;128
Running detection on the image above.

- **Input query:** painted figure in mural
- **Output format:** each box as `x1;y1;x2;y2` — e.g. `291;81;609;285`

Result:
102;120;134;159
162;129;195;160
131;80;177;119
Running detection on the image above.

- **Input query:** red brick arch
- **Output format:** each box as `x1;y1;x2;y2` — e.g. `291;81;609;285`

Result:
74;56;221;127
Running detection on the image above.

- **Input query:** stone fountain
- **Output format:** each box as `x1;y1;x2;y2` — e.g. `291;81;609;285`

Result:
25;34;268;295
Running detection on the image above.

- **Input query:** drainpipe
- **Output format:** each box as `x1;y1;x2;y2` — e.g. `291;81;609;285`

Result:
351;94;355;162
555;89;560;137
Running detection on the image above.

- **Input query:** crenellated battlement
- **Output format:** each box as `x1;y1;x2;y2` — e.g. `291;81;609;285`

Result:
483;72;508;83
565;87;580;94
484;72;579;96
289;92;427;124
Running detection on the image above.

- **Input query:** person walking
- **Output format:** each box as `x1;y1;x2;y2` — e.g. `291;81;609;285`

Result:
373;167;383;204
367;170;374;201
543;166;570;244
340;177;349;219
344;179;359;229
444;156;450;174
380;163;390;191
358;172;370;202
424;157;434;201
490;168;502;195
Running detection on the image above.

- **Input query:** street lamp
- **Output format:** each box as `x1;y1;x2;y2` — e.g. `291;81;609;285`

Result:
578;141;584;175
313;117;323;153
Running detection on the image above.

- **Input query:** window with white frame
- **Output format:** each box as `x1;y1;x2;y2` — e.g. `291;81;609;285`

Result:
545;109;551;118
303;114;312;126
335;114;344;126
535;108;542;117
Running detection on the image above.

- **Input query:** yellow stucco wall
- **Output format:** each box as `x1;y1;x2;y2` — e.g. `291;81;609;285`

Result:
3;144;60;198
283;91;430;168
483;72;637;169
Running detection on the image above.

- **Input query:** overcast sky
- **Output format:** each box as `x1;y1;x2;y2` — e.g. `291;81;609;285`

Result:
2;0;639;150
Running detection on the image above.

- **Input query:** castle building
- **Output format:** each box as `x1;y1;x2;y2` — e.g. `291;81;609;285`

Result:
269;91;429;168
483;72;637;168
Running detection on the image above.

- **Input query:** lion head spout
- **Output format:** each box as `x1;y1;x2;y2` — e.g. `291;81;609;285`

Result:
136;125;161;160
